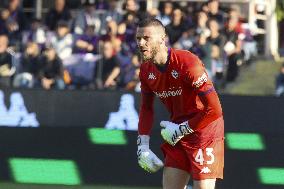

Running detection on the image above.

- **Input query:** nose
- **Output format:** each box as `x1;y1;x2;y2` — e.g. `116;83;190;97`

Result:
137;38;146;47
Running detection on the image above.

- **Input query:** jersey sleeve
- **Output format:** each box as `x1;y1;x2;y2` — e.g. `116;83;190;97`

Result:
139;66;152;94
184;55;223;131
184;57;208;90
138;66;155;135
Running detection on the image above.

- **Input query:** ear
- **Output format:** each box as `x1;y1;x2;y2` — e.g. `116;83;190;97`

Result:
160;34;166;44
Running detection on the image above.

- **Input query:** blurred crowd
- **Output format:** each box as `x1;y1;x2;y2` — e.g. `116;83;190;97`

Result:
0;0;258;91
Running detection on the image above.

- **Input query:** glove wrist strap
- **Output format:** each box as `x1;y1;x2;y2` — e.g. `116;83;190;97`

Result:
179;121;194;135
137;135;150;147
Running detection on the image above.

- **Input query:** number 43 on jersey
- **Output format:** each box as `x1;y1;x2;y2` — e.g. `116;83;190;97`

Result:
195;148;215;165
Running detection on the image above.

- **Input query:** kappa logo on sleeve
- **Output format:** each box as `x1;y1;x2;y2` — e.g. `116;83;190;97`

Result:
200;167;211;174
148;73;156;80
192;73;207;88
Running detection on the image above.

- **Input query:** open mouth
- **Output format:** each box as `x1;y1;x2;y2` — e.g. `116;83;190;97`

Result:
140;49;148;54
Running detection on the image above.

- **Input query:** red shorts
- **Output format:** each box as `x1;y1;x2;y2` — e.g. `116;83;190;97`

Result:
161;117;224;180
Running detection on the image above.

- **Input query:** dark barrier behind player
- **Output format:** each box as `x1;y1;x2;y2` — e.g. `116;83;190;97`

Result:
0;89;284;132
0;89;283;188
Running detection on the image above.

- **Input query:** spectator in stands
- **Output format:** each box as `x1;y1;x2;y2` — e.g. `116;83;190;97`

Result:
207;0;225;27
123;54;141;92
227;8;244;35
275;63;284;97
119;12;138;54
0;34;14;88
74;25;98;54
74;0;102;35
208;19;225;86
228;7;257;64
123;0;149;21
22;18;46;50
228;7;240;19
195;11;211;38
224;16;242;82
147;7;159;18
241;24;257;64
112;38;131;72
0;0;260;91
190;33;212;78
124;0;137;13
0;9;10;34
103;19;122;40
156;1;173;26
174;28;195;50
95;0;109;10
13;42;41;88
101;19;124;54
4;0;28;48
182;2;195;29
211;45;224;89
45;0;72;31
40;47;65;90
50;20;74;61
166;8;187;45
208;18;225;47
200;2;209;13
94;41;120;90
101;0;123;34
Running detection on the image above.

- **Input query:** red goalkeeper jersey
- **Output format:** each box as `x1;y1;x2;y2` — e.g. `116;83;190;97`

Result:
138;48;223;135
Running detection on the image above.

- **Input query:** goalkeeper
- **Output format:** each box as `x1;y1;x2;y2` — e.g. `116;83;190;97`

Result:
136;18;224;189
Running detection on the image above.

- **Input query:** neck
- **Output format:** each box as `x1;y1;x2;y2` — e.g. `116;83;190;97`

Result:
153;46;168;65
211;9;218;15
173;20;180;26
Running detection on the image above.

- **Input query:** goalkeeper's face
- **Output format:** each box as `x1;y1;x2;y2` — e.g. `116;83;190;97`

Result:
136;26;165;62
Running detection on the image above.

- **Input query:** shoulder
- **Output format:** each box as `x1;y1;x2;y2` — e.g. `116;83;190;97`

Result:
55;57;63;64
3;52;12;60
140;61;152;71
112;55;119;61
171;48;203;70
172;49;197;59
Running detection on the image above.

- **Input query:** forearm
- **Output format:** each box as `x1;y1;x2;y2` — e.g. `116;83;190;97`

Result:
235;39;242;54
189;88;223;131
107;67;120;81
76;40;89;49
138;92;155;135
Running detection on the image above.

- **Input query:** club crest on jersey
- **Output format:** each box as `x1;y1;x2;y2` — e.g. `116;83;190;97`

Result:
171;70;179;79
148;73;156;80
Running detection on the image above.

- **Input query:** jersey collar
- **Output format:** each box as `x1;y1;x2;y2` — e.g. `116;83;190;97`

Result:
155;48;171;73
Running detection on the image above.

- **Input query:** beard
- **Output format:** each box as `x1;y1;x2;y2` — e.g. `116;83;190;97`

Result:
140;45;159;62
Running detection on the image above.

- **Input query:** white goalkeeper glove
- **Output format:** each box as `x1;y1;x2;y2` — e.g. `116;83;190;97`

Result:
137;135;164;173
160;120;194;146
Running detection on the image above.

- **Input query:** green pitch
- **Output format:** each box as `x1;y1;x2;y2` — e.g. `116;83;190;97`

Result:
0;183;160;189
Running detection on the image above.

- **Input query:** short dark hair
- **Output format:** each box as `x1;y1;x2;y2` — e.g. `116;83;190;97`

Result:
137;18;165;29
57;20;69;28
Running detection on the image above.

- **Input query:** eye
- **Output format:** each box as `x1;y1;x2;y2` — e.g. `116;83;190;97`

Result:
144;36;150;41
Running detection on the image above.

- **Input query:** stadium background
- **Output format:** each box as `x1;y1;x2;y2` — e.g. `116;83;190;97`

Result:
0;0;284;189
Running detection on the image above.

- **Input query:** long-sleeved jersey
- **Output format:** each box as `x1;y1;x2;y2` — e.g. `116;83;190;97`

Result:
138;48;223;135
